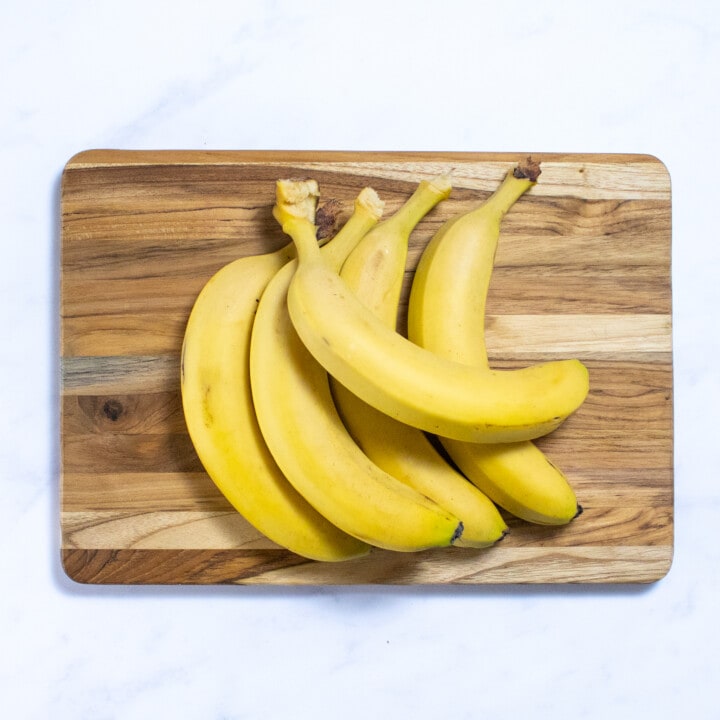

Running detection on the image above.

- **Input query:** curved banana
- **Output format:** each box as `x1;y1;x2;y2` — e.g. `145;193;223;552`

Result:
180;179;370;561
332;174;508;547
407;158;582;525
407;158;539;361
284;206;589;444
250;184;464;552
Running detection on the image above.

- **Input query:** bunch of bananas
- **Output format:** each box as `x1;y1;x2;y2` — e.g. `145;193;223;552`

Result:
180;159;590;561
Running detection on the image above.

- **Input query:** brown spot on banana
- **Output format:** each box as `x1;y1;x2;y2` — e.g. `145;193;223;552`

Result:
202;385;214;428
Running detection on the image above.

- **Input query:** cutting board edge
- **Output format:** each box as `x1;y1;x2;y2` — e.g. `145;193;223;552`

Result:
61;148;672;172
59;545;674;586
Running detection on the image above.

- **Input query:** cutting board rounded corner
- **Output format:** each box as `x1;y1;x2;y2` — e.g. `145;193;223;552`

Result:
640;152;672;184
63;149;104;172
60;548;95;586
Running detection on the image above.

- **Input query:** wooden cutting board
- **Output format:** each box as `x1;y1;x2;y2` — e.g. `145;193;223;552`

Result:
60;150;673;584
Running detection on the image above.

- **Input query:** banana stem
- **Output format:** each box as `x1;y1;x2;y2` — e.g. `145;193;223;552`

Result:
280;216;319;264
322;190;385;272
479;157;541;219
381;175;452;237
280;187;384;270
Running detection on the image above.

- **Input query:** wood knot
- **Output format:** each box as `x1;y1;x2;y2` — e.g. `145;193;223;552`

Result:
102;399;124;421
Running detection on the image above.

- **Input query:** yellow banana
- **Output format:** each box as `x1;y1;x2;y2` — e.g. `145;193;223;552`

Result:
407;158;582;525
284;196;589;444
339;175;450;328
250;183;464;552
439;441;580;525
180;179;369;561
332;174;508;547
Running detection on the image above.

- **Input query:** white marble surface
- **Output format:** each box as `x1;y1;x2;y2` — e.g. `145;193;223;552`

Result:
2;0;718;717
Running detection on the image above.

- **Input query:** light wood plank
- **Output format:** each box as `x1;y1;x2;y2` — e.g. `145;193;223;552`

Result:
486;314;671;356
62;510;276;550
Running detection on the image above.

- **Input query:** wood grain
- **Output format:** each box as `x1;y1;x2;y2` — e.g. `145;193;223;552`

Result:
59;150;673;584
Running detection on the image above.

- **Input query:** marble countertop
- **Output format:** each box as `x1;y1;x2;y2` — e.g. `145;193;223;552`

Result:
2;1;718;717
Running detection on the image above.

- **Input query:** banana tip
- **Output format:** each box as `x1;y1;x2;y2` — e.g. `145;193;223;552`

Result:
451;521;464;545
